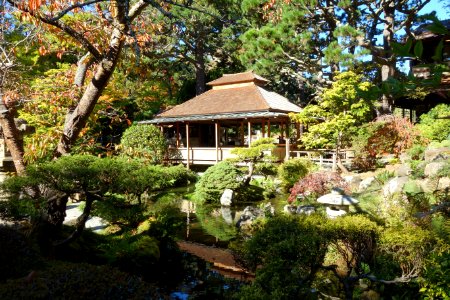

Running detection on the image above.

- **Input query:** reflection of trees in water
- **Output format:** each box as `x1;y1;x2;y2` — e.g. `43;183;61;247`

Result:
195;204;238;242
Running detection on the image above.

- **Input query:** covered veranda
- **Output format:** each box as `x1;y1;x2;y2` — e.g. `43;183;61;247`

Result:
141;111;302;168
139;71;303;168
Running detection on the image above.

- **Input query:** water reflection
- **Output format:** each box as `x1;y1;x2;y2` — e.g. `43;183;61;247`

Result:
159;186;289;245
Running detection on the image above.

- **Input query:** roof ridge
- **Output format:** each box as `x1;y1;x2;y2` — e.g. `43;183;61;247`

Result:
255;85;273;110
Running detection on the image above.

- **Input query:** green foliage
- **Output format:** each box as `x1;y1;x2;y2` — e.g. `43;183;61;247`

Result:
91;194;146;227
164;164;197;186
251;177;277;200
254;161;278;177
277;158;314;191
417;104;450;142
290;71;377;150
120;124;167;164
410;159;426;179
327;215;379;275
100;234;161;277
0;226;43;282
379;227;435;279
419;244;450;299
146;204;186;240
375;170;395;185
428;139;450;149
0;261;160;299
235;215;330;299
230;137;276;163
194;161;244;204
408;144;426;160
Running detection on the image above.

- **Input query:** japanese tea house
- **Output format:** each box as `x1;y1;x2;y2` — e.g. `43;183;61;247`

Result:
139;71;302;168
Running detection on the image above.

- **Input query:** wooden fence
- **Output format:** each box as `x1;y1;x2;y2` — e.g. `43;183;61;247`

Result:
289;149;355;170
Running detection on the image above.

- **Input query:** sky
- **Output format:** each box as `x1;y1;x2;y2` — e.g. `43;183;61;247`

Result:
420;0;449;20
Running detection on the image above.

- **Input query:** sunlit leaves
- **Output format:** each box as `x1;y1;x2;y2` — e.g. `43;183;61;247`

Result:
290;71;378;149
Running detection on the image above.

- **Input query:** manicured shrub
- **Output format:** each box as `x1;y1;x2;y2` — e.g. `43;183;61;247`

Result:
164;164;197;186
194;161;244;204
378;226;434;280
120;124;167;164
416;104;450;142
101;235;161;277
234;215;330;299
277;158;314;191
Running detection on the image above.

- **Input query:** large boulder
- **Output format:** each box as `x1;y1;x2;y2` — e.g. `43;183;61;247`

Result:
383;176;409;197
358;177;376;192
296;205;316;215
424;147;450;161
438;177;450;191
236;204;274;229
220;189;234;206
343;175;362;189
424;162;446;177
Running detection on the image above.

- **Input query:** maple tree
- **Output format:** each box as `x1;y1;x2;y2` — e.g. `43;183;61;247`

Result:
5;0;209;160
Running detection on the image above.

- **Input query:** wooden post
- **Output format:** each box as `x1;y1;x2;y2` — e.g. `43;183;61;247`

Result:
285;138;290;162
247;121;252;147
332;153;337;172
186;123;190;169
240;121;244;146
215;122;219;163
280;122;284;139
267;120;271;137
176;122;180;147
262;119;266;137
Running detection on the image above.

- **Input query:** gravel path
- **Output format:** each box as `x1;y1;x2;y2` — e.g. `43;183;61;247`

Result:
64;201;108;232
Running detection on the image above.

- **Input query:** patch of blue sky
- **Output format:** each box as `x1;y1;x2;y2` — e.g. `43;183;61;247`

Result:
338;0;449;73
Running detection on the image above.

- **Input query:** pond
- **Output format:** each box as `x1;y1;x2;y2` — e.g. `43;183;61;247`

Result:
153;185;289;247
151;185;289;299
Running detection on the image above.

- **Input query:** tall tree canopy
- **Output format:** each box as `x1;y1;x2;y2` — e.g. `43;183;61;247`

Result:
239;0;434;112
2;0;233;167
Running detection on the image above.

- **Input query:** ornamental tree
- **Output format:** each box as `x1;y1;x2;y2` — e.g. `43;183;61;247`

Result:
290;71;377;169
4;0;212;162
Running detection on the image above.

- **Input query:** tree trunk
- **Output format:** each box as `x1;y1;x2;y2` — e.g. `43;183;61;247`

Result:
379;1;396;115
194;38;206;95
54;194;94;247
73;52;91;87
54;27;125;157
0;106;26;174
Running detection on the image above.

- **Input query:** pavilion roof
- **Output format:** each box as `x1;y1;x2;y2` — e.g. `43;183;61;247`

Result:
207;70;270;86
150;72;301;123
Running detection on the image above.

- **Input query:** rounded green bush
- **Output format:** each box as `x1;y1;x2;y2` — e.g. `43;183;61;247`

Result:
417;104;450;142
277;158;313;191
194;161;244;204
120;124;167;164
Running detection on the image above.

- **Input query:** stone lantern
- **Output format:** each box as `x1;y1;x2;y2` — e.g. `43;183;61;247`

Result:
317;187;359;218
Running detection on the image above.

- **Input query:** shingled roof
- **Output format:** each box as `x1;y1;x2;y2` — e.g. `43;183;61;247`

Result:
150;71;301;122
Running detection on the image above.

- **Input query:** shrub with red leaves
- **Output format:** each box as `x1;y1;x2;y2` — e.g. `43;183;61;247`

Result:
288;171;349;203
